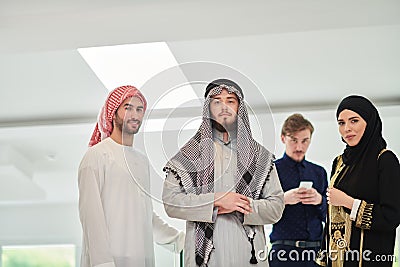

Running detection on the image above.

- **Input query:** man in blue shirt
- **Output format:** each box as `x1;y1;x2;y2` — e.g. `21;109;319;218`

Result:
269;113;328;267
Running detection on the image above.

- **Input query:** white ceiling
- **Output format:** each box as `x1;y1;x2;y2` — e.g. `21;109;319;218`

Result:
1;0;400;204
2;0;400;52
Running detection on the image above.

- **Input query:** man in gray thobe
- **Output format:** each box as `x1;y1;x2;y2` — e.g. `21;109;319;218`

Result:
162;79;284;267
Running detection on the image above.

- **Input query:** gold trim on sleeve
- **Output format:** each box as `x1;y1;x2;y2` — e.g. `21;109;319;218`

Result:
355;200;373;229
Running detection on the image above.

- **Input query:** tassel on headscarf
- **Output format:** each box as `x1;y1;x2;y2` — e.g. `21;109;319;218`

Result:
249;235;258;264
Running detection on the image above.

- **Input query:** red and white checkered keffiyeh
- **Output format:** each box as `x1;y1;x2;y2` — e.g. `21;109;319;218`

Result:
89;85;147;147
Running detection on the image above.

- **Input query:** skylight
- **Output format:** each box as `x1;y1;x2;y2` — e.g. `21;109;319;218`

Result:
78;42;199;110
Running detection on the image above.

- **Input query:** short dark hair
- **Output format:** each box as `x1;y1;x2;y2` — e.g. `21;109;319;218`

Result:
281;113;314;136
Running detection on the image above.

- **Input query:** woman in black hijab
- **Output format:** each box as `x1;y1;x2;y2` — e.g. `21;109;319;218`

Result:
316;95;400;267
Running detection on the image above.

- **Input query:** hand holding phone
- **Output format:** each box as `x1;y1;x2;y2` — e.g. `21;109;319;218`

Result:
299;181;313;189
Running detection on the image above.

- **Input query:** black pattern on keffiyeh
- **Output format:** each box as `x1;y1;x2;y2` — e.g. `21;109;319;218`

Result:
163;84;274;266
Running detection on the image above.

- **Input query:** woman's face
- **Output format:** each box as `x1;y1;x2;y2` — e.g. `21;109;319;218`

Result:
337;109;367;147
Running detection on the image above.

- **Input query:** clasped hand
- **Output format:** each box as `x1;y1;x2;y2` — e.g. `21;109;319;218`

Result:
326;187;354;209
214;192;252;215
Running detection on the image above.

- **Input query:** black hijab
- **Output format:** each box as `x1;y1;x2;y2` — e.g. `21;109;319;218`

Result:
335;95;387;195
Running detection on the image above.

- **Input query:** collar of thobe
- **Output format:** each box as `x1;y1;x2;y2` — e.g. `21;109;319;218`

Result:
213;128;237;147
107;137;136;150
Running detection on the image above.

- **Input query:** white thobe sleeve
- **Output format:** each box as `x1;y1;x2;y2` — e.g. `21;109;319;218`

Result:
243;165;285;225
78;154;116;267
162;172;215;223
152;212;185;253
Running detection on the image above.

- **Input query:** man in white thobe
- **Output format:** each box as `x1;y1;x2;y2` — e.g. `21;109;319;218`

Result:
162;79;284;267
79;85;184;267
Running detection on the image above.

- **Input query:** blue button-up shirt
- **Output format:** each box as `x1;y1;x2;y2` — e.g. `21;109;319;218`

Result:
270;153;328;242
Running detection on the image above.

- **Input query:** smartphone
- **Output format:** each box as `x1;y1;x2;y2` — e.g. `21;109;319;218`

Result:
299;181;313;189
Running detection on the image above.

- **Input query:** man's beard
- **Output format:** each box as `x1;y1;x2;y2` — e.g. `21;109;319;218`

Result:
211;119;236;132
115;114;141;135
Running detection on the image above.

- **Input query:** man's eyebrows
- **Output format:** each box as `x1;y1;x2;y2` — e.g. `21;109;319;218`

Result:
211;96;237;100
124;103;144;108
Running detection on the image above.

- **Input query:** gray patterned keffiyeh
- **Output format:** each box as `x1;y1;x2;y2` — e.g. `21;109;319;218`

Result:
163;83;274;266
